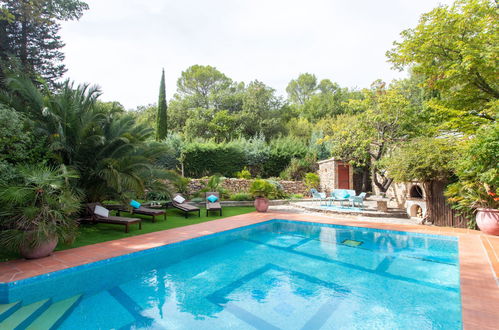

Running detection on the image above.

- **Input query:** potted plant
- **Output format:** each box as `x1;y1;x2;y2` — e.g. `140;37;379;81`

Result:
249;179;275;212
446;123;498;234
0;165;81;259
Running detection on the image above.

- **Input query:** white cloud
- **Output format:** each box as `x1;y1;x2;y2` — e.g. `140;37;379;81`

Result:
60;0;454;109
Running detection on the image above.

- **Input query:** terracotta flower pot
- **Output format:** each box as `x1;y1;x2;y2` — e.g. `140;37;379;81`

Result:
20;237;58;259
476;208;499;236
254;197;269;212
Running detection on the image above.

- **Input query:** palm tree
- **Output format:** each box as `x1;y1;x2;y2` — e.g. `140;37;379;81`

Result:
0;165;81;255
1;74;174;202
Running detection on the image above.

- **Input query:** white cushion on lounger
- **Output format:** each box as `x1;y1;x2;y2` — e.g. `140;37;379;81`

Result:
94;205;109;218
173;195;185;204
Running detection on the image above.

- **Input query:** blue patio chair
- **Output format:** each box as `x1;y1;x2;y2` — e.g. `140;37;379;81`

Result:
350;192;367;208
310;188;327;206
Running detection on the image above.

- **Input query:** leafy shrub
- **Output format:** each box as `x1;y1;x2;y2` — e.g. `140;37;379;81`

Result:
280;156;317;180
172;176;190;196
199;174;228;198
182;141;246;177
289;194;304;199
146;190;170;201
235;167;252;179
0;106;48;166
249;179;276;198
178;136;311;178
228;135;269;175
230;192;253;201
446;123;499;224
0;165;81;251
156;133;185;170
305;172;320;190
266;179;288;199
263;137;309;177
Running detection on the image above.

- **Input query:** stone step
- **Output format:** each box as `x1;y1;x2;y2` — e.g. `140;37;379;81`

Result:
27;294;82;330
0;299;50;329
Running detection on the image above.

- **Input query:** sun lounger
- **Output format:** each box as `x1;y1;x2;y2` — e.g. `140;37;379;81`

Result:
129;205;166;223
86;203;142;233
171;194;201;218
205;192;222;216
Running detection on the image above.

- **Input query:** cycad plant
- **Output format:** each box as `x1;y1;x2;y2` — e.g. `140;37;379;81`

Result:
2;74;174;202
0;165;81;255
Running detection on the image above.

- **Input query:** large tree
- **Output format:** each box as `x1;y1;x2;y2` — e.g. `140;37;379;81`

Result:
286;73;318;105
387;0;498;132
175;64;232;109
326;81;422;193
0;0;88;88
381;136;460;223
156;69;168;140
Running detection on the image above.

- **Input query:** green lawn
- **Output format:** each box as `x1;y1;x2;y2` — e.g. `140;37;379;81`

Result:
0;206;255;262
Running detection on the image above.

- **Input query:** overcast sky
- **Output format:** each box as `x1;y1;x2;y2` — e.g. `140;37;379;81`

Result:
60;0;453;109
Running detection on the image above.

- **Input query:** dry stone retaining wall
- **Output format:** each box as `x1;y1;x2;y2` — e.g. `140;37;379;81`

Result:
187;178;307;196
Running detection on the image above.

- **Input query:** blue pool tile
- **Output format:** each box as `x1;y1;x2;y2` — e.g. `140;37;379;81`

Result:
2;219;462;329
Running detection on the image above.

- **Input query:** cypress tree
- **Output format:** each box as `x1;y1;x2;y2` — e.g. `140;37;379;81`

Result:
156;68;168;140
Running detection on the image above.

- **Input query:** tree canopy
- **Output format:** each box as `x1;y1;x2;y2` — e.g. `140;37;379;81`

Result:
387;0;498;133
0;0;89;87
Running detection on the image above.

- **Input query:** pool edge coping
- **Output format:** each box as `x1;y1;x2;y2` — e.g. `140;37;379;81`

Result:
0;211;498;328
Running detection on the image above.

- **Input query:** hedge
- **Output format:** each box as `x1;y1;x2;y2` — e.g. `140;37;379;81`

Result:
164;136;310;178
182;141;246;177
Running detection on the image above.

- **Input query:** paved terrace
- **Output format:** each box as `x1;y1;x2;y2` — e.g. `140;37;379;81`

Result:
0;210;498;328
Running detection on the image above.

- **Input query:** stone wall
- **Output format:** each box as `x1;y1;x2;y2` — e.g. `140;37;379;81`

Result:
187;178;308;196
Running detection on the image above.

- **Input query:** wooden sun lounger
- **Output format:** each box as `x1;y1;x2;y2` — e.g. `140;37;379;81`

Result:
205;192;222;216
126;205;166;223
86;203;142;233
171;194;201;218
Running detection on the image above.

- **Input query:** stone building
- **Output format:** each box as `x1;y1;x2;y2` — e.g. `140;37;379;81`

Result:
317;158;353;193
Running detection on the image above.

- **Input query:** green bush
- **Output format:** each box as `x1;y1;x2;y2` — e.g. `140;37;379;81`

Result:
182;141;246;177
266;179;288;199
289;193;304;199
156;133;184;170
280;156;317;180
178;136;311;179
249;179;275;198
446;123;499;224
305;172;320;190
235;167;252;179
172;176;190;196
230;192;253;201
262;137;309;177
0;165;81;252
199;174;229;198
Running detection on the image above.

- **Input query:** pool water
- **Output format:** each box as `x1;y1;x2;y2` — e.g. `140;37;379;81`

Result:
1;220;461;329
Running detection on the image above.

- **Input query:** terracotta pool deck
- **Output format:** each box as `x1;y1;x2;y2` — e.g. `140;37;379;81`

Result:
1;211;498;328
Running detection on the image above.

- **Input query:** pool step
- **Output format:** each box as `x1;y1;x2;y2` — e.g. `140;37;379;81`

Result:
27;294;82;330
0;301;21;322
0;299;50;329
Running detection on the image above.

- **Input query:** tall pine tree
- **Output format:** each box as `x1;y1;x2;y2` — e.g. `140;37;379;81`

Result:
156;68;168;140
0;0;88;88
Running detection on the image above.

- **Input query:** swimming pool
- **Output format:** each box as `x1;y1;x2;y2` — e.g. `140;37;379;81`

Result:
0;219;461;329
